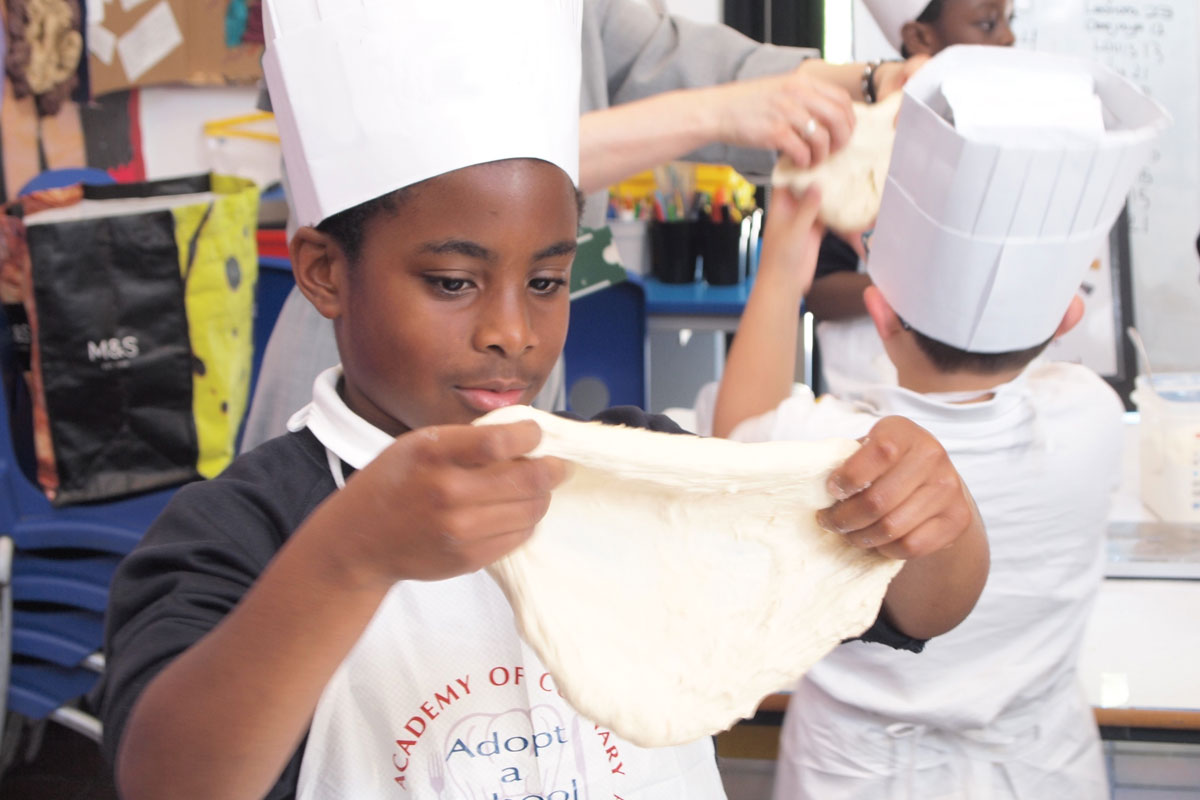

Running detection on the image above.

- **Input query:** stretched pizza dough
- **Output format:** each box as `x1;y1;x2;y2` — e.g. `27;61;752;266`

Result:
772;91;903;232
475;405;903;748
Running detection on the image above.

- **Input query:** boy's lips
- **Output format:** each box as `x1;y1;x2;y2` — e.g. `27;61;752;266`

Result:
455;384;529;412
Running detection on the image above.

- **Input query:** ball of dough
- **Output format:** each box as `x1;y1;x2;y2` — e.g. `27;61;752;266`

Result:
772;91;903;233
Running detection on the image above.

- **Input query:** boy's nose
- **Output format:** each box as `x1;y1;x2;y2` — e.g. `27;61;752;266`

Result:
474;292;537;356
999;20;1016;47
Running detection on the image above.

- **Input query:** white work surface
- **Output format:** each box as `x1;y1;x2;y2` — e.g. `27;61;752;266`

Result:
1081;413;1200;729
1080;579;1200;719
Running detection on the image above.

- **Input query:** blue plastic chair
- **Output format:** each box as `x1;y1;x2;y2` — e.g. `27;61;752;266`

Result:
12;608;103;669
10;553;121;613
6;659;102;741
563;280;647;417
249;255;297;409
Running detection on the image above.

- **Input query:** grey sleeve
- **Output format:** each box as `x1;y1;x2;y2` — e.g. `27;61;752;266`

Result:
584;0;817;180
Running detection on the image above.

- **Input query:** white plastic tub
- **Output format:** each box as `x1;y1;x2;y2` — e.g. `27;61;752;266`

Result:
1133;374;1200;522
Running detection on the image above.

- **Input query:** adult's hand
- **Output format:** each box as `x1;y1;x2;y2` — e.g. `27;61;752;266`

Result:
703;69;856;169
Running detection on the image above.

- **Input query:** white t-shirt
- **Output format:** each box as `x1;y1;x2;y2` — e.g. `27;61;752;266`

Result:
732;360;1123;723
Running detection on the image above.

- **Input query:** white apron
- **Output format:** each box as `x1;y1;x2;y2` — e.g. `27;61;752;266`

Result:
290;367;727;800
773;673;1106;800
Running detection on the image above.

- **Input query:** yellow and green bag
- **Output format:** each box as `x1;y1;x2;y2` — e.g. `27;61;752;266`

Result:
5;173;258;505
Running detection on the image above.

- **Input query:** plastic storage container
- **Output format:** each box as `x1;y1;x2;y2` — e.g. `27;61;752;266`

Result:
1133;373;1200;522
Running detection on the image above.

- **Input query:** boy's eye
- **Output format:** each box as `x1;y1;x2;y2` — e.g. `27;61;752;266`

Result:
530;277;567;294
425;276;473;295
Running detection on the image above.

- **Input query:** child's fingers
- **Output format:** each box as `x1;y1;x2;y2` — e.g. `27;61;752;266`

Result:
452;527;539;571
830;482;960;557
443;496;554;549
445;456;569;507
818;418;952;534
826;417;935;499
416;420;544;468
872;511;964;561
766;184;821;232
795;184;823;224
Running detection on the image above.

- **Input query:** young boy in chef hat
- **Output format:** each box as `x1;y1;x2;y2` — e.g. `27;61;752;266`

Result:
865;0;1015;58
810;0;1015;397
713;44;1167;799
99;4;990;799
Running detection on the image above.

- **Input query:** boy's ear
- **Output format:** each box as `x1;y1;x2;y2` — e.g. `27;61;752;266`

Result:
863;284;905;341
899;21;938;57
290;226;347;321
1053;294;1086;339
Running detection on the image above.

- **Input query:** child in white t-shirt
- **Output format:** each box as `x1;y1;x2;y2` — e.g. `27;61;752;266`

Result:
713;45;1164;799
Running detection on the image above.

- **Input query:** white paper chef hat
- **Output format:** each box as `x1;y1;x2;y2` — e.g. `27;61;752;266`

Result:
262;0;582;228
866;45;1168;353
860;0;932;52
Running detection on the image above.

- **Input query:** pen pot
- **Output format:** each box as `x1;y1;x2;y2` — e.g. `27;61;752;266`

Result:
609;219;650;276
700;219;745;286
649;221;699;284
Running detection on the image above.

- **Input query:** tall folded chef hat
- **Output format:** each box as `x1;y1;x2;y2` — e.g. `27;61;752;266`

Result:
866;45;1168;353
860;0;932;53
262;0;582;228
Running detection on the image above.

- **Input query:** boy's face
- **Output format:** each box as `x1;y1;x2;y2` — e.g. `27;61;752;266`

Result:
335;159;578;436
909;0;1015;54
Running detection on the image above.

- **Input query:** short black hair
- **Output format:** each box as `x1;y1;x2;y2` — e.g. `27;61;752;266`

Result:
316;188;413;265
908;324;1052;375
900;0;944;58
314;180;586;265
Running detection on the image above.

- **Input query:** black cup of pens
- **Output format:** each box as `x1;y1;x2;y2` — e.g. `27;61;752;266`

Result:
649;221;699;284
700;220;744;286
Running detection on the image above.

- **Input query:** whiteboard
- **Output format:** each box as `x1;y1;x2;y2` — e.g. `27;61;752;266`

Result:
1011;1;1200;372
851;0;1200;373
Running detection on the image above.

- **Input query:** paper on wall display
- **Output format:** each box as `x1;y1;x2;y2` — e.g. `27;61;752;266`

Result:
116;1;180;82
86;0;263;96
865;45;1169;354
85;0;105;25
88;24;116;66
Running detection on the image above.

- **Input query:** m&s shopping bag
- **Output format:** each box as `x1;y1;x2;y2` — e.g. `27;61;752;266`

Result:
1;174;259;505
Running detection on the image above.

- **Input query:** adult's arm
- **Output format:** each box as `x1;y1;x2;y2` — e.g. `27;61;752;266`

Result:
583;0;817;180
583;0;913;182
